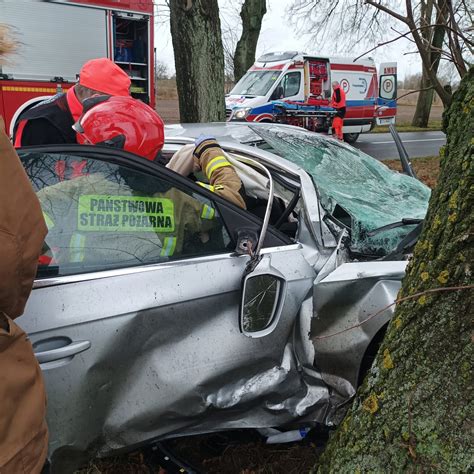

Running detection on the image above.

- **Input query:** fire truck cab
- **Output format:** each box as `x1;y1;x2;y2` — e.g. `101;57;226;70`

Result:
0;0;154;136
226;52;397;143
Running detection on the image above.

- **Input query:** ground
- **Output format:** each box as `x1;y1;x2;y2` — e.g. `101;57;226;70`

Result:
77;155;440;474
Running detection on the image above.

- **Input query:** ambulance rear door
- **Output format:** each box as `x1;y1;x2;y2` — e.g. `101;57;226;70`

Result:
376;62;397;125
303;56;331;101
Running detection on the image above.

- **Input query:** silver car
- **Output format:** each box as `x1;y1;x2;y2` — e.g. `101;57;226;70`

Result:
18;123;430;471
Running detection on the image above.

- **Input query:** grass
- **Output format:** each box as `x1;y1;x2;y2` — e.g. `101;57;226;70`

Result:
372;120;443;133
384;155;440;188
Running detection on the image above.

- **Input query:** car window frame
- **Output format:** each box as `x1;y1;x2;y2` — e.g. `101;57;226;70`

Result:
18;144;293;277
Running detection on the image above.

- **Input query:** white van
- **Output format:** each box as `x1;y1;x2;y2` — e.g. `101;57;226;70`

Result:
226;51;397;143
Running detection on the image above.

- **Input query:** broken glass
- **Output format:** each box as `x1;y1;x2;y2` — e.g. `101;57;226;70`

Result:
250;125;431;256
242;274;280;332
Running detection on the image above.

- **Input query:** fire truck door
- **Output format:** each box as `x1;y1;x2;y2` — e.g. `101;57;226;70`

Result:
376;62;397;125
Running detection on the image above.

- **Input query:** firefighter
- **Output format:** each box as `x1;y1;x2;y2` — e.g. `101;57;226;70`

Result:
37;96;244;266
13;58;131;147
75;96;246;209
0;28;48;473
330;80;346;140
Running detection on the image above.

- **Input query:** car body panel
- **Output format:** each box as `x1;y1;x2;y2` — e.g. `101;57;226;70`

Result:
16;123;427;468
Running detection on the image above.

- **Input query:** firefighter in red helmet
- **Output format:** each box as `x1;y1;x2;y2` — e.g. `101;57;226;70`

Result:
74;96;245;208
74;95;165;161
37;96;244;267
330;81;346;140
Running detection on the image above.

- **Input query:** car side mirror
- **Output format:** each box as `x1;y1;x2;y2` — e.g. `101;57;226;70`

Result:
240;254;286;338
270;85;284;101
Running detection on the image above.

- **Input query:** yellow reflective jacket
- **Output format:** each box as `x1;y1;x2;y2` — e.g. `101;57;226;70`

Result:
194;139;246;209
37;173;218;266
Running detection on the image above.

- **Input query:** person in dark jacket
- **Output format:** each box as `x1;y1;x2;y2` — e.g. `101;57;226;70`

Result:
13;58;131;146
0;25;48;474
330;80;346;140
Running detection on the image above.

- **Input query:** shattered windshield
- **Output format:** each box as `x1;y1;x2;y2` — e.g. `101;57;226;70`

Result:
230;70;281;97
250;125;431;256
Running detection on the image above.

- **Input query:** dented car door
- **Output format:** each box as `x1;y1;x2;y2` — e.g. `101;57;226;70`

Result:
18;145;320;469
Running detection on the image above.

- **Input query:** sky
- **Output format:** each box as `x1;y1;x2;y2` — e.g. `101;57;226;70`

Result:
154;0;423;80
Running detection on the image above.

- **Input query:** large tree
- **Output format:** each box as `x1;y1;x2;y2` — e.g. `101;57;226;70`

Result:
315;68;473;471
233;0;267;83
169;0;226;122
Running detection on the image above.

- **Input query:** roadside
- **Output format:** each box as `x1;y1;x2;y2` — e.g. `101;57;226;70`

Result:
372;120;442;133
156;87;445;132
354;131;445;160
371;104;443;133
384;155;440;188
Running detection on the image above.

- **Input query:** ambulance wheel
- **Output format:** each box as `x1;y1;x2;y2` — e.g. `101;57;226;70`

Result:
343;133;359;144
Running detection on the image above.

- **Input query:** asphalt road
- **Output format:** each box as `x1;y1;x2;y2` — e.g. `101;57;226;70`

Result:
354;131;446;160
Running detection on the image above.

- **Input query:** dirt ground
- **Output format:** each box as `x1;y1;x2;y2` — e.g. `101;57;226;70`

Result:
156;99;444;126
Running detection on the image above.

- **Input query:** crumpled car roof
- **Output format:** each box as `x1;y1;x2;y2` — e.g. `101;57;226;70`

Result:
166;123;431;256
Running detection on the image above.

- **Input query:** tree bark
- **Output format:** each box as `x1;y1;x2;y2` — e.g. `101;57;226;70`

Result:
233;0;267;83
412;0;434;127
316;67;473;471
412;0;448;126
169;0;226;122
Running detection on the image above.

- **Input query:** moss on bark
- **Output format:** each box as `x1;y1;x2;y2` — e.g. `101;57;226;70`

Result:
316;68;473;472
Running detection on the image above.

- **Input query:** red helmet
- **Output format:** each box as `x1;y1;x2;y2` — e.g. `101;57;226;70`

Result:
74;96;164;161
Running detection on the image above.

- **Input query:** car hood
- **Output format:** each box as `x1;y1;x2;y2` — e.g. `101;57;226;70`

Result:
225;95;265;110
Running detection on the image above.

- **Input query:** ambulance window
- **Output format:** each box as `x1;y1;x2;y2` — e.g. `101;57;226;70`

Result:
281;72;301;98
19;151;232;278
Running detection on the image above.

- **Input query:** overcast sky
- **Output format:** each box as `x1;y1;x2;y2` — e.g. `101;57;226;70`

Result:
154;0;423;80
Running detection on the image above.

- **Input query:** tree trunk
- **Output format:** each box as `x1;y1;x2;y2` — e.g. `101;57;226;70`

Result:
316;67;473;472
169;0;225;122
233;0;266;83
412;0;448;127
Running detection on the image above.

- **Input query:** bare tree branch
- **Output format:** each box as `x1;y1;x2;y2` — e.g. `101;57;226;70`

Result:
365;0;408;23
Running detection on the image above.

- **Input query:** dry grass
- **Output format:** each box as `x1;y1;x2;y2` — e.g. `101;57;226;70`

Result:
384;155;440;188
156;79;177;99
372;120;443;134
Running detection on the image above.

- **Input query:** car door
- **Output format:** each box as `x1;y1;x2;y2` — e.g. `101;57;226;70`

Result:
270;71;303;101
18;145;317;469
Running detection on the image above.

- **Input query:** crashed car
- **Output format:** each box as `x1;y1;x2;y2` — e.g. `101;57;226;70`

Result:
18;123;430;470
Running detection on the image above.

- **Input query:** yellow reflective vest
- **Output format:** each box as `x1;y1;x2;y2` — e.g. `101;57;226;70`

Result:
37;173;218;265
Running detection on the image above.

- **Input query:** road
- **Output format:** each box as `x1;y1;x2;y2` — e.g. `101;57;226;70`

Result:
354;131;446;160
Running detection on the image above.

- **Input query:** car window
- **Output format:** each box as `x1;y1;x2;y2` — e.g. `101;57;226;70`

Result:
249;125;430;256
281;72;301;98
20;151;231;277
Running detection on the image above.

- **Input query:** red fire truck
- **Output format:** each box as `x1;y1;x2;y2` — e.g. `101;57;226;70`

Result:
0;0;155;135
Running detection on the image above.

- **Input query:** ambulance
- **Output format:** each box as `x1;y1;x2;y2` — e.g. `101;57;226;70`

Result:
226;51;397;143
0;0;155;136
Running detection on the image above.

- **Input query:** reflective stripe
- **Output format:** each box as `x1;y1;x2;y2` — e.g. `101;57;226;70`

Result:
214;184;224;191
197;182;215;192
201;204;215;220
205;156;231;179
43;212;55;230
69;233;86;263
160;236;177;257
2;86;70;93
